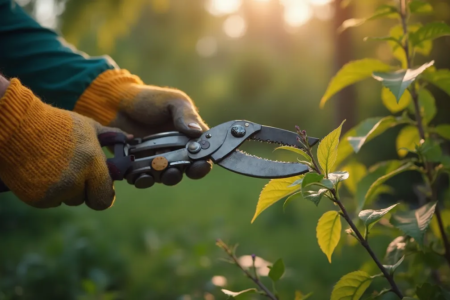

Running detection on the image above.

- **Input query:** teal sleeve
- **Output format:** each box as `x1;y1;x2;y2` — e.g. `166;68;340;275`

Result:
0;0;117;110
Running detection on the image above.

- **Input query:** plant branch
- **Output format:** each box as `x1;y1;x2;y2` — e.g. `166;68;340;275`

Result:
332;190;404;299
399;0;450;265
216;240;278;300
301;131;404;298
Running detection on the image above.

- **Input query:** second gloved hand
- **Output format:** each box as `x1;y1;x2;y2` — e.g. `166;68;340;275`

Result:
74;70;212;181
0;79;127;210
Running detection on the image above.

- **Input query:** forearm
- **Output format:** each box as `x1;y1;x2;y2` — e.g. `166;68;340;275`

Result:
0;0;116;110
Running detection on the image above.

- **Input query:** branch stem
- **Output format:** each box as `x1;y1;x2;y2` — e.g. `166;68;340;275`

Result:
332;191;404;299
217;242;278;300
399;0;450;265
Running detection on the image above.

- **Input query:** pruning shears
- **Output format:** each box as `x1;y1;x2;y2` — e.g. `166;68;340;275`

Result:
0;120;319;192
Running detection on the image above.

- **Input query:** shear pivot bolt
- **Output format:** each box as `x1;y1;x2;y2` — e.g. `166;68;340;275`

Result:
187;141;201;153
231;125;246;137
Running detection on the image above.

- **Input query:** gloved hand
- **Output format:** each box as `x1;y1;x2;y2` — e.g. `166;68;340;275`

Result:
0;79;128;210
74;69;212;180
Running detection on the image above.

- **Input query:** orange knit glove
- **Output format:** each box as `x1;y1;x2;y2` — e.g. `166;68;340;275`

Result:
0;79;127;210
74;69;212;180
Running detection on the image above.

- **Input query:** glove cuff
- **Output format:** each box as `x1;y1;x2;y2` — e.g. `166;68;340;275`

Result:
0;79;38;149
74;69;143;125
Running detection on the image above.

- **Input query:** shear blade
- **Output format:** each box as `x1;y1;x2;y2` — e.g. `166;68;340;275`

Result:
217;150;309;179
250;126;319;148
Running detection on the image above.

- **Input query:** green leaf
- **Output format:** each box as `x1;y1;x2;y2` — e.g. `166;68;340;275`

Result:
221;288;257;298
385;236;406;265
411;22;450;47
338;5;398;32
356;160;401;211
389;24;432;67
409;0;433;14
383;255;404;274
328;171;349;184
419;139;442;163
390;202;437;245
268;258;285;282
347;116;400;154
422;69;450;97
251;175;303;223
364;36;403;48
302;173;327;205
318;120;345;176
366;163;416;202
416;283;448;300
317;211;341;263
373;61;434;102
396;126;420;157
275;146;312;162
283;192;303;212
342;161;366;195
320;59;391;108
331;271;372;300
419;89;437;124
382;86;411;113
359;204;398;228
435;124;450;140
295;291;313;300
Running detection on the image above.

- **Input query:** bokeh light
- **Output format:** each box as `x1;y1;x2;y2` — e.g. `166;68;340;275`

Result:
223;15;247;38
282;0;313;27
206;0;242;16
196;36;218;57
211;275;227;287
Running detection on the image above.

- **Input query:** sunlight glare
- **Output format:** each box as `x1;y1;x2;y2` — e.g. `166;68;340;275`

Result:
308;0;333;5
314;3;334;20
206;0;242;16
282;1;313;27
223;15;247;38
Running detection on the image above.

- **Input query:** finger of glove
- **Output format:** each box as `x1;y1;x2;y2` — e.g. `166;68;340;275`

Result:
186;160;212;180
85;151;116;211
93;121;133;144
170;100;209;138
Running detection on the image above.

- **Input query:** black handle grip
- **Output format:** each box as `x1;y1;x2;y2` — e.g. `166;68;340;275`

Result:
0;132;132;193
0;179;9;193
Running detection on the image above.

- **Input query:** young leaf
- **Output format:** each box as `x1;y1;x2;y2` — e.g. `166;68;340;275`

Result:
317;211;341;263
365;163;416;202
302;173;324;187
318;121;345;176
346;116;400;154
431;209;450;238
320;59;391;108
419;139;442;162
303;187;329;206
275;146;312;162
383;255;404;275
295;291;313;300
409;0;433;14
252;175;303;223
283;192;303;212
396;126;420;157
434;124;450;140
331;271;372;300
358;204;398;228
221;288;257;298
389;24;432;67
328;171;349;184
422;69;450;97
356;160;401;211
385;236;406;265
372;61;435;102
410;22;450;47
338;5;398;32
342;161;367;195
381;86;411;113
390;202;437;245
268;258;285;282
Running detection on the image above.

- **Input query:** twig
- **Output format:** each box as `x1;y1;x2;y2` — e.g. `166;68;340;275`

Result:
301;134;404;299
399;0;450;265
217;240;278;300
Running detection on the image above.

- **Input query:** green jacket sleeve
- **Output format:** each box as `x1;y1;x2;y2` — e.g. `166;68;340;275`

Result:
0;0;116;110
